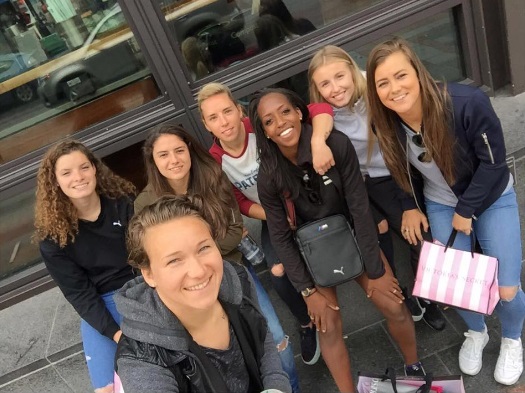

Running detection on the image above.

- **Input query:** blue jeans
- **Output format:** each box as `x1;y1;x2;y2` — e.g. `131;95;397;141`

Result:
80;291;121;390
425;188;525;339
246;263;301;393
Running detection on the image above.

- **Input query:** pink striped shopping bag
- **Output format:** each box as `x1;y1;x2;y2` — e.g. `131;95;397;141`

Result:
413;230;499;315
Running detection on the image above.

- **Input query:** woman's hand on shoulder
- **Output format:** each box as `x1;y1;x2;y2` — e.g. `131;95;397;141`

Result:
311;139;335;175
366;273;404;304
401;209;429;245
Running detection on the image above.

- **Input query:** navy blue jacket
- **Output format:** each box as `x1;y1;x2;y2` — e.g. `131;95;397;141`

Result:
398;83;510;219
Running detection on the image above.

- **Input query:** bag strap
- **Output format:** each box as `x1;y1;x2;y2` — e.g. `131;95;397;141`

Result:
445;229;475;257
284;193;297;231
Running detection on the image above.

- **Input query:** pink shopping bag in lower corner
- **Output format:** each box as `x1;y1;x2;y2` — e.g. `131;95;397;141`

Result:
413;233;499;315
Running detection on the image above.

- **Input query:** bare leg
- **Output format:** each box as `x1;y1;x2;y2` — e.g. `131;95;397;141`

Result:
316;287;355;393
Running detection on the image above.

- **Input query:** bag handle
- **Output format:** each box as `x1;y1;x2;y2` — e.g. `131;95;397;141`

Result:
445;229;475;257
382;367;433;393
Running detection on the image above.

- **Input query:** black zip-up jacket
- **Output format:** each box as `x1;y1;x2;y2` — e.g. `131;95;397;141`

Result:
397;83;510;219
39;195;135;339
258;125;384;292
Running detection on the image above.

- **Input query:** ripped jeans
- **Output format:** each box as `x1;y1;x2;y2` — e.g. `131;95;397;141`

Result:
425;188;525;339
246;263;301;393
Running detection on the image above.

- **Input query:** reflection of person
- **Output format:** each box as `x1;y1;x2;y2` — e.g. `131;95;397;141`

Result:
34;140;136;393
134;123;300;392
366;37;525;386
181;36;212;80
254;14;297;51
259;0;315;36
308;45;446;330
250;88;423;392
115;195;292;392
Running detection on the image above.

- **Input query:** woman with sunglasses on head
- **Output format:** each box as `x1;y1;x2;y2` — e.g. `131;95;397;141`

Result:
134;123;301;392
251;88;422;392
34;140;136;393
308;45;446;331
366;37;524;386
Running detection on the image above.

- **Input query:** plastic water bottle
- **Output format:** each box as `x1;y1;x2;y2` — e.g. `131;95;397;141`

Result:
237;235;265;266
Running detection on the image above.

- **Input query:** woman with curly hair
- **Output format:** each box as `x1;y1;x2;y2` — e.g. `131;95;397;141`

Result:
34;140;136;393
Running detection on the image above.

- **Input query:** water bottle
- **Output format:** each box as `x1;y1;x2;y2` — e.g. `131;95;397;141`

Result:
237;235;265;266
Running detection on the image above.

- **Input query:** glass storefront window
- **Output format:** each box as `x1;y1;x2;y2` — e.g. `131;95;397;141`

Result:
238;9;465;106
0;189;38;279
158;0;385;81
0;0;160;164
350;10;465;82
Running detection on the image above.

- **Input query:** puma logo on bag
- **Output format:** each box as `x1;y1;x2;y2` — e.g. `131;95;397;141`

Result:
334;267;345;275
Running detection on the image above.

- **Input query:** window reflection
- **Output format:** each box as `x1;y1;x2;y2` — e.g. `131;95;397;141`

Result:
0;1;158;164
159;0;385;81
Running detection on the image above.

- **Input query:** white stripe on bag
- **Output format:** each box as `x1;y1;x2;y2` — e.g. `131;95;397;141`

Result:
453;251;472;308
421;244;441;299
469;255;489;312
435;245;456;303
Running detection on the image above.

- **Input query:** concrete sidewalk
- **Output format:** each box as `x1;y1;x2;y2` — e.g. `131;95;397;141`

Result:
1;90;524;392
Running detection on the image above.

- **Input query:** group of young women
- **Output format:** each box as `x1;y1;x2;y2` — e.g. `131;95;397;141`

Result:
34;37;523;393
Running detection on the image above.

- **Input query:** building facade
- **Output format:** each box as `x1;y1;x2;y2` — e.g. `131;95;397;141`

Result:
0;0;523;307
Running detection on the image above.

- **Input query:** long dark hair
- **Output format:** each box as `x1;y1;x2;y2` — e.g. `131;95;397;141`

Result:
366;37;455;192
142;123;236;239
248;88;309;198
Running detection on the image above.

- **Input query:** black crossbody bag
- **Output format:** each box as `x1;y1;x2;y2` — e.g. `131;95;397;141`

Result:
284;181;364;287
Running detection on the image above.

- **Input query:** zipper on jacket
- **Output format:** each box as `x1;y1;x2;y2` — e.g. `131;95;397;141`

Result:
481;133;495;164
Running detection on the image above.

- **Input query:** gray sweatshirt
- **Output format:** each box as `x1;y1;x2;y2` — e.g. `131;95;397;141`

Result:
114;261;291;393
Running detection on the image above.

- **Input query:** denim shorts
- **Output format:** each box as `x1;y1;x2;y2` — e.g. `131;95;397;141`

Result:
425;188;523;287
80;290;122;390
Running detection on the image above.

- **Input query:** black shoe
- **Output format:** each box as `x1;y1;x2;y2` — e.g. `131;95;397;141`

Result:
300;325;320;365
402;288;425;322
421;300;446;331
405;361;426;376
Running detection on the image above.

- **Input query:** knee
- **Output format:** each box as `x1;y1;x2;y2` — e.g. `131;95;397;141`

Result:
377;219;389;234
95;384;113;393
271;263;285;277
383;302;410;323
500;286;519;302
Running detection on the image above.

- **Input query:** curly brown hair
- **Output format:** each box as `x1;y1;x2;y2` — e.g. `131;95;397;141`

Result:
34;140;136;247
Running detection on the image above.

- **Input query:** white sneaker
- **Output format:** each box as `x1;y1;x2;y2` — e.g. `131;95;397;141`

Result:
494;337;523;385
459;326;489;375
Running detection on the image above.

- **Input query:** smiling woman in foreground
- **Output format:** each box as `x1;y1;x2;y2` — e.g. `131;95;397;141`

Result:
114;195;291;393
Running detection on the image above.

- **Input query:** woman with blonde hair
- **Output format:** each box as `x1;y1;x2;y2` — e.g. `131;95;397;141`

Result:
34;140;136;393
366;36;525;386
308;44;445;331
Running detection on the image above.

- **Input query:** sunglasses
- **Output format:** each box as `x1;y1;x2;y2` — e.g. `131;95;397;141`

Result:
302;172;322;205
411;133;431;163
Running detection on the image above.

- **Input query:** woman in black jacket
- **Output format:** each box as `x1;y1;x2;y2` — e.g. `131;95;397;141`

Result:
250;88;422;392
34;140;136;393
